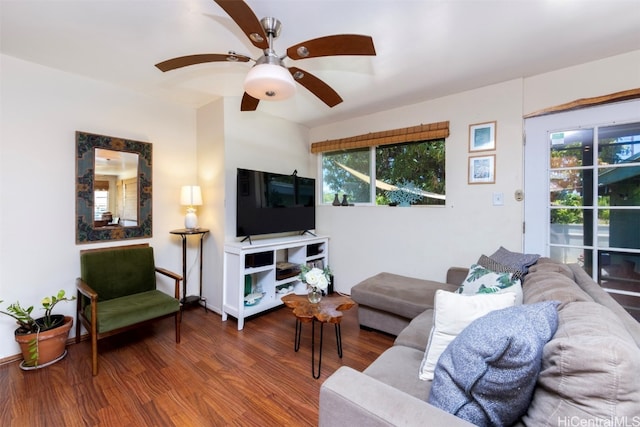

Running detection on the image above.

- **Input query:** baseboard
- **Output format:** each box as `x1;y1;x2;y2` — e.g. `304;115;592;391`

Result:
0;334;88;367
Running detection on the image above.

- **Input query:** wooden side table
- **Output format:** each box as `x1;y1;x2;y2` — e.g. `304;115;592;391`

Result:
281;294;355;379
170;228;209;311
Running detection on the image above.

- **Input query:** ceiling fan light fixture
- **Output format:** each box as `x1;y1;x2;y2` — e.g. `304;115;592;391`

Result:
250;33;264;43
243;63;296;101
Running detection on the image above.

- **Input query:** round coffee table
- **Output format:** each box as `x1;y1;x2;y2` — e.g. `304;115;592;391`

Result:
281;293;355;379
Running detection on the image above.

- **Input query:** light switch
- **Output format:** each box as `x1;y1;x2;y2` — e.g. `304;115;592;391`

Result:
492;192;504;206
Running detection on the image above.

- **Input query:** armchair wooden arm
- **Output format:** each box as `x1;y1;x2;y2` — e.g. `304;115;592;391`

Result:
76;277;98;300
75;277;100;374
155;267;182;300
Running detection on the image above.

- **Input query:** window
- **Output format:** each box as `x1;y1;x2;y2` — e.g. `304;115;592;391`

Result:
94;190;109;220
312;121;449;206
321;139;446;205
376;140;445;205
322;148;371;203
549;121;640;320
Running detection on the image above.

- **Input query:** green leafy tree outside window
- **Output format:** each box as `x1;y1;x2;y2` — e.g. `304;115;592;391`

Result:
322;139;445;205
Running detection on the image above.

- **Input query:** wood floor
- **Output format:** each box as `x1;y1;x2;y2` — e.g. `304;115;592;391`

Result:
0;302;394;426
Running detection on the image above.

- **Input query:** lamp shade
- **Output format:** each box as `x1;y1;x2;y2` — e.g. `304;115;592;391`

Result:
180;186;202;206
244;63;296;101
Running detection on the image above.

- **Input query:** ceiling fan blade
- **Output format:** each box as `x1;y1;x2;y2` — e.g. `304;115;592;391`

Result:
286;35;376;60
288;67;343;108
213;0;269;50
155;53;250;72
241;92;260;111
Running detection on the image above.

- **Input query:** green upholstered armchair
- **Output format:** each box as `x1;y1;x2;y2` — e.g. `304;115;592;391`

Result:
76;244;182;375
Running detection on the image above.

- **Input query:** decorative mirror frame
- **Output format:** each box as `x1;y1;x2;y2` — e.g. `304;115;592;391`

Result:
76;131;152;244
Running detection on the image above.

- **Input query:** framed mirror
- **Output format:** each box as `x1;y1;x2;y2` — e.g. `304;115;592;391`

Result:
76;131;152;243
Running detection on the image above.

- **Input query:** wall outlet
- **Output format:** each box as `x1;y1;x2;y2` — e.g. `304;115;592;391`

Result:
492;192;504;206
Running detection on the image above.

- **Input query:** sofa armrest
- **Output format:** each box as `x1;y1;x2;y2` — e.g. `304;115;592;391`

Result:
446;267;469;286
155;267;182;300
320;367;474;427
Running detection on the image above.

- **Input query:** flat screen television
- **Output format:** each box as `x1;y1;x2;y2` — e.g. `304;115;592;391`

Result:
236;168;316;239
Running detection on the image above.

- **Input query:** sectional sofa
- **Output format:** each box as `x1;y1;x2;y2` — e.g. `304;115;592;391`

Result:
319;259;640;426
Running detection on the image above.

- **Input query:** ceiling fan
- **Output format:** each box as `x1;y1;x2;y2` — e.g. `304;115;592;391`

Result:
155;0;376;111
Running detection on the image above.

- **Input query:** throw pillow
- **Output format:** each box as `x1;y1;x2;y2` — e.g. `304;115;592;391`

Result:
489;246;540;274
427;301;560;427
418;290;516;381
457;263;523;305
477;254;523;281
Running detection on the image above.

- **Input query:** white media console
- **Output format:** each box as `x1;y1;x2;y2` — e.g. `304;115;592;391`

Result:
222;234;329;330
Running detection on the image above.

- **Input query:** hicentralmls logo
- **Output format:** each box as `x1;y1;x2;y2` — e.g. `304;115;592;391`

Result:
557;416;640;427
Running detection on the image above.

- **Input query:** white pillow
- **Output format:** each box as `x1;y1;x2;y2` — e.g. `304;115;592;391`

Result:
458;263;523;305
419;290;516;381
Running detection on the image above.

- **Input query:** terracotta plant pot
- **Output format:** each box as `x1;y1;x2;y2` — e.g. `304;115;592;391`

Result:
14;315;73;369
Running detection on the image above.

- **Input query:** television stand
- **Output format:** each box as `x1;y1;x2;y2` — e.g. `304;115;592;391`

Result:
300;230;317;237
222;234;329;330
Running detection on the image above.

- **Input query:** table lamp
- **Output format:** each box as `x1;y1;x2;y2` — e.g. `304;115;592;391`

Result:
180;185;202;229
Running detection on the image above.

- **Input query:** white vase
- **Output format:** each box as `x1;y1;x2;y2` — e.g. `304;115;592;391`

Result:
184;209;198;229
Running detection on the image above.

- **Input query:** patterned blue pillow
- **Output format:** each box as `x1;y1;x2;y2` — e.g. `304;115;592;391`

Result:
427;301;560;427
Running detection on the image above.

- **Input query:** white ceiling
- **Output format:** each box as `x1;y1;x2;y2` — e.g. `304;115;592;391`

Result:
2;0;639;128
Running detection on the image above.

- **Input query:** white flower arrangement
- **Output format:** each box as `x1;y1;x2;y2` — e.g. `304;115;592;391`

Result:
299;265;331;292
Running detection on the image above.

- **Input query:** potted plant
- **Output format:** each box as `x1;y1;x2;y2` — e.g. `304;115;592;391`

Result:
1;290;75;370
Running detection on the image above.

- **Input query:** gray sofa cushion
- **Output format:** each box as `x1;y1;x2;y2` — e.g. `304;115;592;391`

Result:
357;305;413;336
528;258;574;279
520;301;640;425
569;264;640;347
363;345;432;401
351;272;458;320
523;270;593;309
394;308;434;351
320;366;476;427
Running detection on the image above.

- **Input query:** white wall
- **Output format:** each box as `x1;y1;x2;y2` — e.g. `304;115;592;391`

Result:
196;99;225;313
312;79;525;289
194;97;312;313
311;50;640;292
0;55;197;360
221;97;313;242
523;51;640;115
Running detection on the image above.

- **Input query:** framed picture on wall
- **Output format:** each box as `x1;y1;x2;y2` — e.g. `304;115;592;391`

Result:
469;121;496;152
468;154;495;184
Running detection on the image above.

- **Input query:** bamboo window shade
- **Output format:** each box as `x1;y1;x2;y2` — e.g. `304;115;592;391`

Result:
94;180;110;191
310;121;449;154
